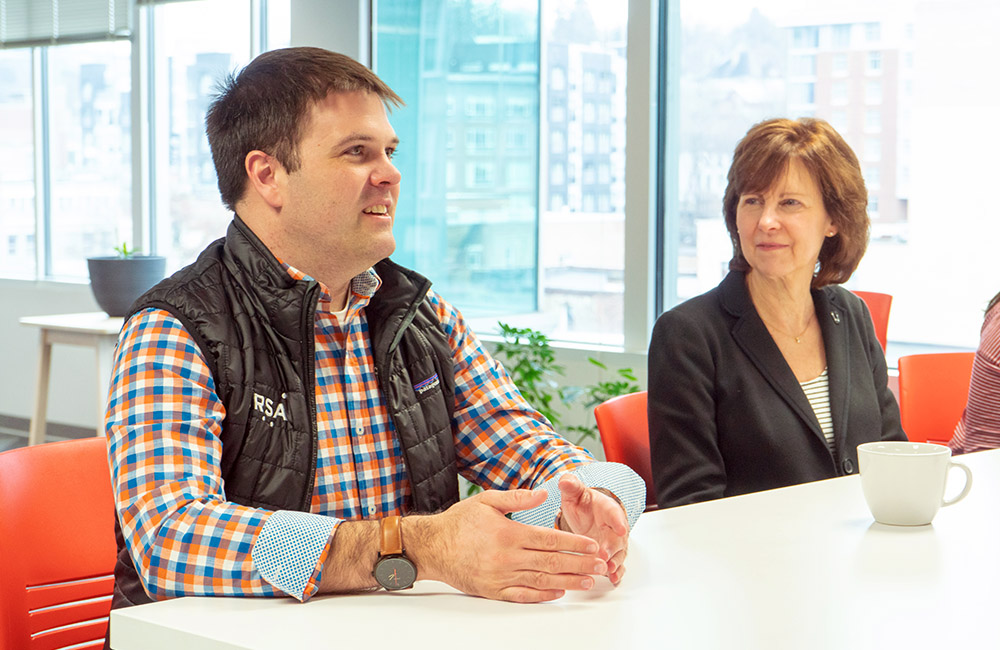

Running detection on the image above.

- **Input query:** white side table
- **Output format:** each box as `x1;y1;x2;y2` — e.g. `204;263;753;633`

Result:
19;312;124;445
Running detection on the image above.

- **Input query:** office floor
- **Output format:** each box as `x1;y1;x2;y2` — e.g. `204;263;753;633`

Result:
0;431;28;453
0;430;75;453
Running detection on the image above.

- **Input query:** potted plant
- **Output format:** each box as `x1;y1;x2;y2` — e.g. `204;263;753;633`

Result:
87;242;167;317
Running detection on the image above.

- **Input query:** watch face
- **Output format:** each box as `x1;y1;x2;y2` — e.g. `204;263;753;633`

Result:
374;555;417;590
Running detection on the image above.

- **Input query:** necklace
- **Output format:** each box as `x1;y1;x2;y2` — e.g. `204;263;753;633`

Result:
760;312;814;343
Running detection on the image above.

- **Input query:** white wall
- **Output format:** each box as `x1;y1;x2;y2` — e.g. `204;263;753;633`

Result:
0;280;106;430
289;0;369;62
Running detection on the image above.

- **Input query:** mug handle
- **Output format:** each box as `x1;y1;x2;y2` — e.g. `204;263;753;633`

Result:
941;461;973;507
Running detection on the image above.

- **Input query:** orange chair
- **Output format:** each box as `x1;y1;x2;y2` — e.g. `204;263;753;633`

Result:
851;290;892;352
897;352;976;445
594;391;657;510
0;437;116;649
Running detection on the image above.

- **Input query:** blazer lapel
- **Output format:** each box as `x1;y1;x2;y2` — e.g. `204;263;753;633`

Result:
817;289;851;458
719;272;823;438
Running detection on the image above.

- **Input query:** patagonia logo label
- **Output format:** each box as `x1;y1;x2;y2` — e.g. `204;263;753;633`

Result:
413;374;440;394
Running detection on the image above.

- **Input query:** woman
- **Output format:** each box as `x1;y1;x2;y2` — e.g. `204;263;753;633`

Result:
648;117;905;509
950;291;1000;454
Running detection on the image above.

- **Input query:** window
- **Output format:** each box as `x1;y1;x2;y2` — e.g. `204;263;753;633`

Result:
550;129;566;154
465;128;495;149
375;0;628;345
832;24;852;48
793;26;819;49
465;96;495;118
864;137;881;162
830;109;848;133
865;166;881;189
0;50;35;279
790;82;815;105
506;97;532;119
550;163;566;186
466;162;495;187
866;108;881;132
0;0;289;282
832;53;848;75
507;129;529;150
599;132;611;154
149;0;255;271
507;161;532;188
832;81;848;104
868;51;882;73
790;55;815;76
667;1;999;348
48;42;133;278
551;66;566;91
866;79;882;103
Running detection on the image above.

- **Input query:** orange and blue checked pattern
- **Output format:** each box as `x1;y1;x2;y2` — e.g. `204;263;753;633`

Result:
107;265;644;603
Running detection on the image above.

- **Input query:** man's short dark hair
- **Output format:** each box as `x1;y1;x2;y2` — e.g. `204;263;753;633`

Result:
206;47;404;211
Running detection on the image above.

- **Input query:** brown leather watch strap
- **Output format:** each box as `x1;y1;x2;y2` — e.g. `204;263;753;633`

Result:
379;515;404;556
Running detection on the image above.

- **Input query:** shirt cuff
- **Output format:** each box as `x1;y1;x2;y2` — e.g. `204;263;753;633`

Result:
511;461;646;530
251;511;340;601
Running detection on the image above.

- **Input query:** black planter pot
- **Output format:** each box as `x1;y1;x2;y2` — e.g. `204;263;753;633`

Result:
87;256;167;317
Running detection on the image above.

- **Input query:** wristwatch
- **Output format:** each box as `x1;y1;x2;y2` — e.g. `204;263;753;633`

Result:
373;515;417;590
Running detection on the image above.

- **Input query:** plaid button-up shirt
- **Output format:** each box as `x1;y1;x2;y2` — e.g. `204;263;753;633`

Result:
106;266;645;602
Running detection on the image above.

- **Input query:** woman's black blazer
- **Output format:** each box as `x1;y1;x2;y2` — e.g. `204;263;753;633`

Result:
648;271;906;508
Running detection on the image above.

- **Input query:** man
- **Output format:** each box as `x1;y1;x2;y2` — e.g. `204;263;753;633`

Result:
105;47;644;624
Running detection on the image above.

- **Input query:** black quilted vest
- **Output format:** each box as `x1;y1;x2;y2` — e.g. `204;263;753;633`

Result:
109;216;460;612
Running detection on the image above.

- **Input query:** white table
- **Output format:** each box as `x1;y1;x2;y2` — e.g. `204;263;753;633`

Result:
111;449;1000;650
19;312;123;445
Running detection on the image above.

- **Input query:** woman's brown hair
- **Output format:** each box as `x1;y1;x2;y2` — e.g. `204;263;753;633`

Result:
723;118;870;287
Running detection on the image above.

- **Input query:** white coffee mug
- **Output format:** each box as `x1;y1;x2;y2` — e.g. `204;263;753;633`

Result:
857;441;973;526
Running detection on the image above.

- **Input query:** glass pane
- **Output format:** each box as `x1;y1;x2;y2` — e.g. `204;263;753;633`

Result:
538;0;628;345
375;0;628;346
266;0;292;50
666;2;1000;348
151;0;252;271
0;49;36;279
376;0;541;319
47;41;132;278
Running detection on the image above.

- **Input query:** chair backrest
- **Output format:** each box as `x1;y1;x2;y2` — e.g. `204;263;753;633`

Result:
594;391;656;510
0;437;116;650
897;352;976;445
851;290;892;352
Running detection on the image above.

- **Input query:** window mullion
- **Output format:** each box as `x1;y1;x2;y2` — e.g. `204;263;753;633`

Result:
132;2;152;254
622;0;658;354
251;0;264;57
32;47;52;279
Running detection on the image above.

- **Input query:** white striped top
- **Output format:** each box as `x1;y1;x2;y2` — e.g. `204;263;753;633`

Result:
951;303;1000;454
800;368;835;455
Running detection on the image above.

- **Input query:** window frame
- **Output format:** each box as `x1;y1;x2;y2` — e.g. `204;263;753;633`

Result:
11;0;659;356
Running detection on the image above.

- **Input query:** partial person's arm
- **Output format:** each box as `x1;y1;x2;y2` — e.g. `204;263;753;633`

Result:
647;308;728;508
423;290;643;586
318;488;610;602
425;290;645;528
107;309;340;602
952;306;1000;454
